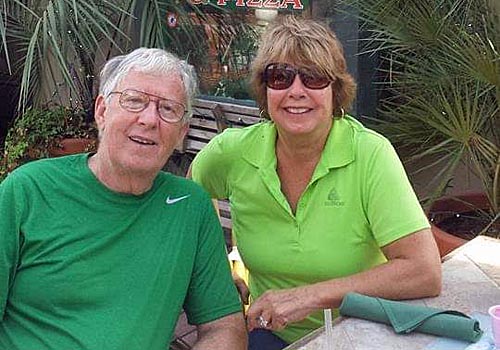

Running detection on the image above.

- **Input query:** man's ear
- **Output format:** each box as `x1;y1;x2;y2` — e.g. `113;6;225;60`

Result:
173;122;189;155
179;122;189;140
94;95;106;131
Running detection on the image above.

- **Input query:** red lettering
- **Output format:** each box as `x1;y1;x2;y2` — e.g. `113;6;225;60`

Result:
219;0;246;5
280;0;303;10
192;0;305;10
246;0;262;7
263;0;280;8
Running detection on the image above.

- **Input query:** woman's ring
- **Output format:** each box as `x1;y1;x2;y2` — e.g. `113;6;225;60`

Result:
257;315;269;328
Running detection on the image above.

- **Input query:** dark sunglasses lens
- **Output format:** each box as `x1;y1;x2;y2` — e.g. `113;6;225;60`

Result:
265;65;294;90
265;64;331;90
300;72;331;89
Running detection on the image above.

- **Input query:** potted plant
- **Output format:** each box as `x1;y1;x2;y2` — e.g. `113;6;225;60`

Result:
0;105;98;181
351;0;499;252
46;108;98;157
428;192;494;256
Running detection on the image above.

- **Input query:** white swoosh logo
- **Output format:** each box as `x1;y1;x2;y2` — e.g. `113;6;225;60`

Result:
165;195;191;205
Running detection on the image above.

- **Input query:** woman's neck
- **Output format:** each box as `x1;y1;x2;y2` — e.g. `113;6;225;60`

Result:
275;125;332;214
275;124;331;163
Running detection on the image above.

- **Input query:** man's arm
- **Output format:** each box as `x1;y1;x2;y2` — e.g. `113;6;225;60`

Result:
247;228;442;330
0;176;22;318
189;165;249;304
192;312;247;350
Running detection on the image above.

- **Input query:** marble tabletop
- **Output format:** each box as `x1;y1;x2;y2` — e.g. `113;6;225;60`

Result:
285;236;500;350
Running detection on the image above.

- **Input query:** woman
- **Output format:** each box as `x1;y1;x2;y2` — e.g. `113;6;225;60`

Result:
190;16;441;350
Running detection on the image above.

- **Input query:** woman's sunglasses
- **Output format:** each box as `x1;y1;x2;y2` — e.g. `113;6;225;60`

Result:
263;63;332;90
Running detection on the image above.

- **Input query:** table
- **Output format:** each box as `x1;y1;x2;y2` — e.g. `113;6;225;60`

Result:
285;236;500;350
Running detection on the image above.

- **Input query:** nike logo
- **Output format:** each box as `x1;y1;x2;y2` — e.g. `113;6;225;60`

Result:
165;195;191;205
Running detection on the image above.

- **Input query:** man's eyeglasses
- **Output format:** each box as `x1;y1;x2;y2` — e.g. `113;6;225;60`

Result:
108;89;186;123
263;63;332;90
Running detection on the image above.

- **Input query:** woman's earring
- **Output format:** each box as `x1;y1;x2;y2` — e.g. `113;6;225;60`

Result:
259;109;270;120
340;107;345;118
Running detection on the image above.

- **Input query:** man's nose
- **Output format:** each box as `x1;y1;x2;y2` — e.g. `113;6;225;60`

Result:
138;100;160;125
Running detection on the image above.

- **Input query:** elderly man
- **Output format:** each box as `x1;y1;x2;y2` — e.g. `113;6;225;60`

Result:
0;48;246;350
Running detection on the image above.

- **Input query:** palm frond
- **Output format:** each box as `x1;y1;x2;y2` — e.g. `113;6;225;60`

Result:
354;0;499;217
1;0;259;112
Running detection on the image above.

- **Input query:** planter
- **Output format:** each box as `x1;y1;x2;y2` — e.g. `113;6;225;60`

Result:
428;192;490;257
430;224;467;258
49;138;97;157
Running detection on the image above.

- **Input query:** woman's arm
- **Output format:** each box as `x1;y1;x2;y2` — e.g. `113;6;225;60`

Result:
246;228;441;331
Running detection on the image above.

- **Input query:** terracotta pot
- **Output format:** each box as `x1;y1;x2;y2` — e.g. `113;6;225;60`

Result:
49;138;97;157
430;224;467;258
428;192;490;257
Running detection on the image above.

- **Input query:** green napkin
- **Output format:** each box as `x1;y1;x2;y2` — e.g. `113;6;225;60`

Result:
339;293;483;342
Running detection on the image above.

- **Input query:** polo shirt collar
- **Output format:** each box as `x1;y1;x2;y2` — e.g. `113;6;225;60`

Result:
243;122;278;169
243;117;355;170
319;115;356;169
242;124;285;211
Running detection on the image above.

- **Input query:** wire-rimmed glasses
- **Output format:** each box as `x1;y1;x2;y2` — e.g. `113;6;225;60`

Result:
109;89;187;123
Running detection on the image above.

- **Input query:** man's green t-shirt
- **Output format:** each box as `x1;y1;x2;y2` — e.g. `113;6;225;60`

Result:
0;154;241;350
191;116;430;343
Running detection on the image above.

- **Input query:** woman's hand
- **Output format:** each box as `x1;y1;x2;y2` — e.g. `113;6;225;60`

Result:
246;286;317;332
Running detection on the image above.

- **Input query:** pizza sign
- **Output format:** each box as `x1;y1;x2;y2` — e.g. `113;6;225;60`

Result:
189;0;306;10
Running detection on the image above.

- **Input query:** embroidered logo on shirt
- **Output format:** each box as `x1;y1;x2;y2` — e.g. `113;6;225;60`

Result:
325;188;345;207
165;195;191;205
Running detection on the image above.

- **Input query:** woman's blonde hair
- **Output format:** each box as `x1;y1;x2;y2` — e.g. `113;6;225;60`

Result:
250;15;356;118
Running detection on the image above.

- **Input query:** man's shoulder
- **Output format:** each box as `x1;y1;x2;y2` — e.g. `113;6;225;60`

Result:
6;154;85;182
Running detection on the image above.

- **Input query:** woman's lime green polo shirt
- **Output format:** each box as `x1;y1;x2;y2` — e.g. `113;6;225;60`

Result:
191;116;430;343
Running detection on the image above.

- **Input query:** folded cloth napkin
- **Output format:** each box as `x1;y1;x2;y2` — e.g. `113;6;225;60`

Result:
339;293;483;342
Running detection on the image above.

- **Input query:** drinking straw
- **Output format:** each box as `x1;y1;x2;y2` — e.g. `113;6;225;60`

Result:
324;308;334;350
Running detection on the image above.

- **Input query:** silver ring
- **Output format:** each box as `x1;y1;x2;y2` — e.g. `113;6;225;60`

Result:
257;315;269;328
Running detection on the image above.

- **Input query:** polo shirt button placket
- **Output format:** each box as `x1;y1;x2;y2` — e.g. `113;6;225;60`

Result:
296;200;306;221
